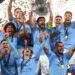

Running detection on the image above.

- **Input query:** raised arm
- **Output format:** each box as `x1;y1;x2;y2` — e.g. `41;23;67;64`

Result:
6;38;20;58
43;45;52;58
8;0;13;20
50;31;58;39
28;12;34;26
48;0;53;25
27;12;36;29
68;47;75;57
64;47;75;61
17;13;27;37
43;37;53;58
34;39;46;60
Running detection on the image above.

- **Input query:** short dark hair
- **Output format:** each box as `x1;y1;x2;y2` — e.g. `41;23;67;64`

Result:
4;22;17;32
14;8;21;12
55;41;63;47
1;39;7;44
65;11;72;16
37;17;45;23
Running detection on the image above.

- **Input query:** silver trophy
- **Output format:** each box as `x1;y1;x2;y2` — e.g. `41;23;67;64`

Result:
32;0;49;16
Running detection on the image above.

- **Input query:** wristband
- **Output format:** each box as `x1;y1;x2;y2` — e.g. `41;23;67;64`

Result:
47;24;53;30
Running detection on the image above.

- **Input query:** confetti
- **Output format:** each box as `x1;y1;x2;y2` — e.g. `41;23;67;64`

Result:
0;0;75;26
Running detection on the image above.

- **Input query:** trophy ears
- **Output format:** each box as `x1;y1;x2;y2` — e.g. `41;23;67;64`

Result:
35;5;48;16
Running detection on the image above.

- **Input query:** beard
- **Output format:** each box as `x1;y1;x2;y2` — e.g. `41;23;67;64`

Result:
39;23;45;30
64;21;71;27
58;52;63;55
39;23;45;26
57;49;64;55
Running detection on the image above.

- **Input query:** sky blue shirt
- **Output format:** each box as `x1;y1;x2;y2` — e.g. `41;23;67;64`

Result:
45;50;71;75
0;39;19;75
1;51;18;75
0;32;4;42
50;27;60;52
16;39;46;75
33;28;51;55
33;28;50;43
57;21;75;50
0;32;18;48
11;18;31;33
11;18;32;49
0;38;21;75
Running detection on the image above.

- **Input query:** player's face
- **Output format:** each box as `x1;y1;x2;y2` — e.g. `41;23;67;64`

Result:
56;43;64;54
55;17;62;26
64;13;72;22
5;25;14;36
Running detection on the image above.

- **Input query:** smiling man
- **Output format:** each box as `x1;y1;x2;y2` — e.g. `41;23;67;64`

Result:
44;41;75;75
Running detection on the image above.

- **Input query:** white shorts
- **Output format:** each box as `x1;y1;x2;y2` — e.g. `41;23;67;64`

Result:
36;54;49;75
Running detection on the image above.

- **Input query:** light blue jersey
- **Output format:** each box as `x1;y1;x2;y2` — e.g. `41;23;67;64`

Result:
0;32;4;42
1;51;18;75
11;18;31;33
0;39;19;75
11;18;32;49
50;27;60;52
33;28;51;55
0;32;18;48
16;39;46;75
33;28;50;44
57;21;75;50
45;50;71;75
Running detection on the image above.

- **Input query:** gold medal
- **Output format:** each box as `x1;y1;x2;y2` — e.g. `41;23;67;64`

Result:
61;64;64;69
